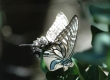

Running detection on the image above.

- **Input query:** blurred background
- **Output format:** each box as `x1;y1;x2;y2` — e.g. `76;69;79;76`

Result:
0;0;92;80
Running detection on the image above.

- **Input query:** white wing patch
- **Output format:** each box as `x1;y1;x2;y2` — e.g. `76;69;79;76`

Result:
46;12;69;43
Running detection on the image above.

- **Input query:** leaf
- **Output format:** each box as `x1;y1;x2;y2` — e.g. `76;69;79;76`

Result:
46;68;65;80
65;67;78;80
98;66;107;80
87;65;99;80
106;48;110;71
71;58;90;80
106;48;110;80
87;65;107;80
40;50;49;73
108;73;110;80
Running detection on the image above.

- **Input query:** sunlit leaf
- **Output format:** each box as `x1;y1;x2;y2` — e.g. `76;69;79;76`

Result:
40;50;49;73
71;58;90;80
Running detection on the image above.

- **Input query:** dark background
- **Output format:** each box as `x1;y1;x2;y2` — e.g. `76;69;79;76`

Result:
0;0;50;80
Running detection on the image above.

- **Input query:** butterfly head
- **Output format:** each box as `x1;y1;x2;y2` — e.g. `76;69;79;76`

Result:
19;36;51;57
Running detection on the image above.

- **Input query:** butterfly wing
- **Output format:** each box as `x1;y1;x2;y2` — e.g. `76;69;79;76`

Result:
46;12;69;43
54;15;78;61
57;15;78;59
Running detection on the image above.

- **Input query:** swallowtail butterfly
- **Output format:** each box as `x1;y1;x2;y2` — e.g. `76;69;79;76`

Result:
20;12;79;70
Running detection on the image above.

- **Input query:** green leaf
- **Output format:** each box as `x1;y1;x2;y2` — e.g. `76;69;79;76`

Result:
98;66;107;80
108;73;110;80
40;56;49;73
46;68;65;80
65;67;78;80
106;48;110;80
87;65;99;80
106;48;110;71
71;58;90;80
87;65;107;80
40;50;49;73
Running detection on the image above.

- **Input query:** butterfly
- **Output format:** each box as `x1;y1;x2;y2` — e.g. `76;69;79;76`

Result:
19;12;79;70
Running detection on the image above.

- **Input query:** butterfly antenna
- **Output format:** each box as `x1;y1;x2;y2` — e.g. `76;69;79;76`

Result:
19;44;38;47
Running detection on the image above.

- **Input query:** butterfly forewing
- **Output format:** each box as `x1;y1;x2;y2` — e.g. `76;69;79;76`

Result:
54;15;78;60
66;15;78;59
